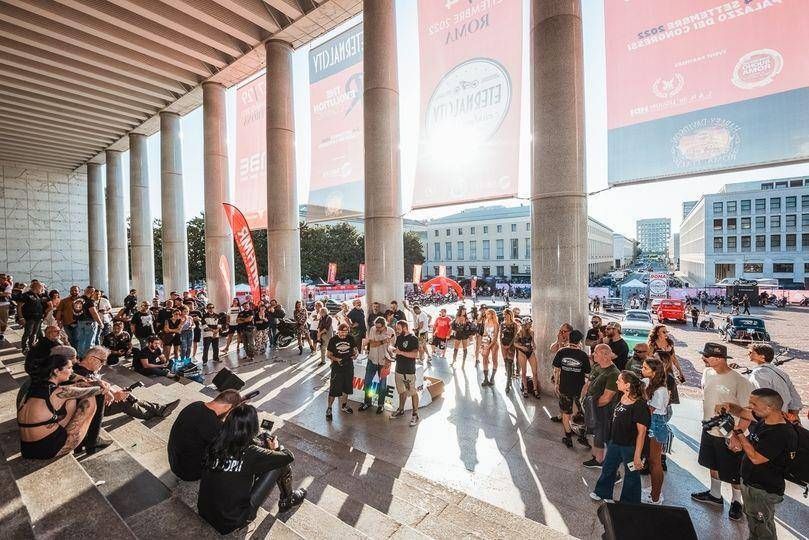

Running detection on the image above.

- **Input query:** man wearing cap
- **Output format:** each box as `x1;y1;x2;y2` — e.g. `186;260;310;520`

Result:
691;342;753;522
552;330;591;449
582;344;621;468
602;322;629;371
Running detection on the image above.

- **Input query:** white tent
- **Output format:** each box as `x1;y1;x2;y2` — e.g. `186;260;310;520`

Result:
620;279;647;303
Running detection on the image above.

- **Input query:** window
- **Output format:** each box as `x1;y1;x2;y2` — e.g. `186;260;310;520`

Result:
755;235;766;250
483;226;488;234
727;236;737;250
510;238;519;259
771;234;781;250
771;215;781;229
482;266;491;277
770;197;781;211
433;266;439;276
457;241;464;260
433;243;440;260
510;223;516;232
744;263;764;273
761;182;773;190
786;196;797;210
510;265;519;275
446;228;451;236
786;234;796;249
496;224;502;233
803;234;809;249
496;265;505;277
469;266;477;276
786;214;797;228
458;227;463;235
755;198;766;212
445;242;452;260
741;200;751;212
775;181;788;188
470;226;476;235
741;236;751;250
741;217;751;230
727;218;737;230
524;238;530;259
773;263;793;273
496;239;504;259
727;201;737;213
713;219;723;230
434;230;438;237
755;216;765;230
469;240;477;260
482;240;490;259
713;202;723;213
713;237;723;250
806;263;809;273
803;214;809;227
791;179;803;187
802;195;809;209
525;222;530;231
456;266;464;276
445;266;453;275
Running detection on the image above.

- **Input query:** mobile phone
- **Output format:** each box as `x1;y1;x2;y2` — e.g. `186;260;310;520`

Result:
627;459;645;472
260;419;274;431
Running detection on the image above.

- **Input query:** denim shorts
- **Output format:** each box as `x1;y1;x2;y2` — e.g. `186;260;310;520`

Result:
650;413;673;451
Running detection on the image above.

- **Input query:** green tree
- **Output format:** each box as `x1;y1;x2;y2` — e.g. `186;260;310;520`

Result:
153;218;163;285
186;214;207;286
403;231;425;278
234;228;268;285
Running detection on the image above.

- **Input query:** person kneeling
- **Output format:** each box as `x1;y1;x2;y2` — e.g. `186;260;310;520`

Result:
197;404;306;534
133;335;174;377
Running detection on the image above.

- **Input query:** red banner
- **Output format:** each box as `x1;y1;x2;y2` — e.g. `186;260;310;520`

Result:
223;203;261;306
308;23;364;221
327;262;337;283
234;77;267;229
412;0;522;209
358;263;366;283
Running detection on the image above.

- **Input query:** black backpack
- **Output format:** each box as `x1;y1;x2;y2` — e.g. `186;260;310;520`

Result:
785;422;809;497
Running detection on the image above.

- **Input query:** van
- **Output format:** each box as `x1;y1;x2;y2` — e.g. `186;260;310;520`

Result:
656;299;686;323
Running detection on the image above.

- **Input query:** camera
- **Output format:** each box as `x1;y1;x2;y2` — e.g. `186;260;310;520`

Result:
702;411;736;436
257;419;276;447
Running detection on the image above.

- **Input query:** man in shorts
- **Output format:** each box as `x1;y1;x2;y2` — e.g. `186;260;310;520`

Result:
431;309;452;359
360;316;394;414
582;344;620;468
325;323;358;420
552;330;591;449
406;302;431;364
391;321;420;426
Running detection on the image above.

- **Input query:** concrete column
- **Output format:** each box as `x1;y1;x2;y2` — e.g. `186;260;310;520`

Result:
265;40;301;309
129;133;155;302
105;150;128;305
531;0;589;388
363;0;404;306
160;111;189;296
87;162;109;292
202;82;235;311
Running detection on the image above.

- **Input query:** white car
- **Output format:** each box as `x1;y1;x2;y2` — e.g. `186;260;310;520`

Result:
623;309;653;325
621;319;654;350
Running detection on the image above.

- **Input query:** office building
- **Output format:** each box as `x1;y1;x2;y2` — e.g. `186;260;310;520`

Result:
679;177;809;286
682;201;697;220
636;218;671;254
669;233;680;269
613;234;636;269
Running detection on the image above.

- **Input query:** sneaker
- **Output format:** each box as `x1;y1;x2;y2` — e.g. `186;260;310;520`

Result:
728;501;743;521
409;414;419;427
582;458;602;469
577;435;592;448
358;403;371;411
562;436;573;448
642;491;664;505
551;415;563;423
158;399;181;418
340;405;353;414
325;408;333;421
278;488;307;513
589;492;612;502
376;406;384;414
390;409;405;419
691;490;724;507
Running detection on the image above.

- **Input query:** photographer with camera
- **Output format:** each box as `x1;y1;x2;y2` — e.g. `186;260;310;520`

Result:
197;404;306;534
691;342;754;521
719;389;798;540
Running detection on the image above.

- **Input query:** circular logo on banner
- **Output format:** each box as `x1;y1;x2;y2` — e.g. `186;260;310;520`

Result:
425;58;512;144
732;49;783;90
649;278;667;296
652;73;684;99
671;117;740;167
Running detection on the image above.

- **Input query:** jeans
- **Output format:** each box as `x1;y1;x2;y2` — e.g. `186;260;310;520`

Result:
21;317;42;350
594;442;642;503
75;321;98;357
268;326;278;348
363;361;387;407
65;324;78;349
202;336;220;363
240;328;256;358
106;397;163;420
179;330;193;358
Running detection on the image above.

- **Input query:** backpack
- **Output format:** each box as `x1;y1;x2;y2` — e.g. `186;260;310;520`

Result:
785;422;809;497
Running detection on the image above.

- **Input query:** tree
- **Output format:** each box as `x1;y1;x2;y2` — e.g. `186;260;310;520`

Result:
234;228;268;285
403;231;426;278
186;214;207;286
153;218;163;284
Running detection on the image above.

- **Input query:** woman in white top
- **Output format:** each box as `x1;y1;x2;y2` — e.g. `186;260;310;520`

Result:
221;298;242;355
641;357;671;505
480;309;500;387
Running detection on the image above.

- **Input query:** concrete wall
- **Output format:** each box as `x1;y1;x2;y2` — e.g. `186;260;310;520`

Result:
0;161;89;294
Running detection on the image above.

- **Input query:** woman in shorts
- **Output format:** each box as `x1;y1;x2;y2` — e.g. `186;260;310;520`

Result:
514;317;541;398
474;307;486;367
480;309;499;387
641;357;671;505
450;311;473;368
499;309;519;392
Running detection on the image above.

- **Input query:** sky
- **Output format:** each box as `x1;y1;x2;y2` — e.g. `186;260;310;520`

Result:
113;0;809;240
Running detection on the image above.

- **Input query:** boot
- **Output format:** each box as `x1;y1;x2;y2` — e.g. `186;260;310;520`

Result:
481;370;490;387
277;469;307;513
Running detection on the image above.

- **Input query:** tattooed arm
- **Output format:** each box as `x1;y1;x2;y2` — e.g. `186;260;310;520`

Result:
54;384;104;400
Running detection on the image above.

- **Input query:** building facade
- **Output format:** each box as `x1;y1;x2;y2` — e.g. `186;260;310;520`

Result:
669;233;680;269
423;206;615;280
636;218;671;255
679;177;809;286
613;233;636;269
682;201;697;220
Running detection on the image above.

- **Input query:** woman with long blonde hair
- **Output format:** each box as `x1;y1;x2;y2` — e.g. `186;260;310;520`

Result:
480;309;500;387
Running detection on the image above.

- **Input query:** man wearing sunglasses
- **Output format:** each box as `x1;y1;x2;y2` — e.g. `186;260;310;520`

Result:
625;344;650;377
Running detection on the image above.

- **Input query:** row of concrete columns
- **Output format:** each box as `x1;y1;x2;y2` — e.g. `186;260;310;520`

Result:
85;0;586;387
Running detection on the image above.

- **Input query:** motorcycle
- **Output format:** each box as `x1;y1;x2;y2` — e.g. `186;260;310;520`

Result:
274;318;298;348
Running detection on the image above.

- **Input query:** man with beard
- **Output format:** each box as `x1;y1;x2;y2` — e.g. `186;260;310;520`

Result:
325;323;358;420
602;322;629;371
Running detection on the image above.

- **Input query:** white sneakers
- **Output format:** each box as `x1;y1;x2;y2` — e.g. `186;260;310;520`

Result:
642;487;664;505
589;492;613;503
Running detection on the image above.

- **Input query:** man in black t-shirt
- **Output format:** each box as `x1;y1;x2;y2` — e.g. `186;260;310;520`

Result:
124;289;138;312
584;316;603;353
74;286;101;357
724;388;799;539
552;330;591;449
19;281;46;353
167;390;242;481
391;321;421;426
267;299;285;349
236;303;256;360
604;322;629;370
347;299;367;343
101;321;132;365
130;302;156;349
388;301;406;324
134;336;172;377
325;323;358;420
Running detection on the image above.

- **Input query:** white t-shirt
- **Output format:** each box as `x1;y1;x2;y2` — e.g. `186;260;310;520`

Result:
702;367;753;437
308;313;319;331
415;311;430;334
642;377;670;414
367;325;395;365
97;297;112;323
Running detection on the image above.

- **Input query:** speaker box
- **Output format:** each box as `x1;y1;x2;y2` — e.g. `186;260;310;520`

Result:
211;368;245;392
597;501;697;540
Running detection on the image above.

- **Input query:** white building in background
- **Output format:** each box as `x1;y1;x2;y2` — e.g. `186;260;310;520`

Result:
682;201;698;220
613;233;636;268
636;218;671;255
669;233;680;268
679;177;809;287
423;205;615;280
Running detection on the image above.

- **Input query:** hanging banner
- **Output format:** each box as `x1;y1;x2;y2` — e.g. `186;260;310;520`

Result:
438;265;446;278
233;77;267;229
412;1;522;209
327;262;338;283
412;264;422;284
308;23;365;221
358;263;366;283
223;203;261;307
471;276;477;291
606;0;809;185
